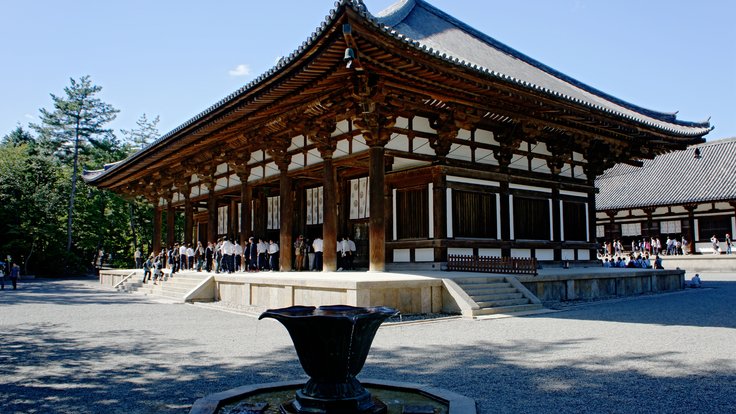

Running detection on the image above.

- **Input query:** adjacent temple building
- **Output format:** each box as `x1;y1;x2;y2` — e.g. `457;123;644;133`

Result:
85;0;711;272
596;137;735;254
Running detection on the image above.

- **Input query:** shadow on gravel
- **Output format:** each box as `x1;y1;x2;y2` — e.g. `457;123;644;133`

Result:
0;279;154;306
531;281;736;329
0;323;304;414
1;322;735;414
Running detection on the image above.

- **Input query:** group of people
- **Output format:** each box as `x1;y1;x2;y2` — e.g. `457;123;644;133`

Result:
599;252;663;270
602;236;690;257
137;234;358;284
710;233;732;254
0;258;21;290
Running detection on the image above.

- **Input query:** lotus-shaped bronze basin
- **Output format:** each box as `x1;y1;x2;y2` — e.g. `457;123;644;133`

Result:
259;305;399;414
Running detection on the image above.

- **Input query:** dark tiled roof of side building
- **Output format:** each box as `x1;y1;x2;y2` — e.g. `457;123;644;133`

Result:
596;138;736;211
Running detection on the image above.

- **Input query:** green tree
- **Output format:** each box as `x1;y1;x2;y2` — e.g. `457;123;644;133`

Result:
30;76;119;252
120;113;160;153
0;143;68;274
2;125;34;147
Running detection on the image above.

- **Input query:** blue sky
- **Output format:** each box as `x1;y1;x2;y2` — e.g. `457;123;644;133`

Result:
1;0;734;142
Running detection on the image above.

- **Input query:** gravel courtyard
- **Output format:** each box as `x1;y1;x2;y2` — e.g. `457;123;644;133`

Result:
1;274;735;414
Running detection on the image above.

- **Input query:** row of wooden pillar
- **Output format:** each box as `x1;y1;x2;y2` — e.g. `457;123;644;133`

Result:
150;148;388;272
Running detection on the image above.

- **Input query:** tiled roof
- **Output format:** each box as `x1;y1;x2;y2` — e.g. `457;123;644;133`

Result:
596;138;736;210
372;0;711;136
87;0;711;185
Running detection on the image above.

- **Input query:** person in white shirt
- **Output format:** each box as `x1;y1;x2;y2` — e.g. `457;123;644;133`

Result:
186;245;195;270
268;240;280;271
233;241;243;272
257;239;269;270
179;243;188;270
312;236;323;271
221;238;234;273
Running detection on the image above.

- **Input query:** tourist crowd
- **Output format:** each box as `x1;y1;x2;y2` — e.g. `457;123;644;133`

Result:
138;235;358;284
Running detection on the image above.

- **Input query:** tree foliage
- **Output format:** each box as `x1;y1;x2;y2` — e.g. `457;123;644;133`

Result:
1;77;158;275
30;76;120;252
120;113;160;153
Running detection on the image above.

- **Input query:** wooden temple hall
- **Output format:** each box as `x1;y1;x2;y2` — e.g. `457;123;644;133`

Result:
85;0;711;272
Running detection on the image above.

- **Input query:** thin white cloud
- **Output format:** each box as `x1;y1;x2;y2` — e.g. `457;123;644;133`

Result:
228;64;251;77
24;113;35;120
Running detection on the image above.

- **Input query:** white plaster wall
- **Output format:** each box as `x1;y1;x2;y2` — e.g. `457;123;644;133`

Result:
335;139;350;158
474;128;497;146
457;128;472;140
352;135;369;153
415;248;434;262
393;249;411;262
476;148;498;165
531;142;552;156
509;154;528;171
577;250;590;260
412;116;435;133
510;248;531;258
535;249;554;261
306;148;321;166
289;135;305;151
562;249;575;260
216;177;228;190
413;137;434;156
332;120;350;137
448;143;473;162
264;162;279;178
531;158;551;174
478;248;502;257
394;117;410;129
448;247;473;256
386;133;410;151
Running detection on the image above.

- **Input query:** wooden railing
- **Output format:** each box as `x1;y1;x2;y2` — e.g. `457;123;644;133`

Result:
447;255;538;276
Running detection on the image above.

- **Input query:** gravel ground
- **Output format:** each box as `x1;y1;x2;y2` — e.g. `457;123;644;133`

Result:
1;273;735;414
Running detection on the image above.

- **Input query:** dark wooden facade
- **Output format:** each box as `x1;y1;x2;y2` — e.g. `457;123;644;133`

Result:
85;0;710;271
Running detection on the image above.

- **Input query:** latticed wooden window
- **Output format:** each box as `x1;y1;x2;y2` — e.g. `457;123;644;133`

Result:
396;187;429;239
513;196;550;240
697;215;731;240
452;190;497;238
563;201;587;241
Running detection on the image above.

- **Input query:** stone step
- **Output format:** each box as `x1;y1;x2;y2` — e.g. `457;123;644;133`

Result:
463;286;518;296
458;282;513;289
454;278;508;285
470;292;524;302
473;304;544;316
475;298;531;308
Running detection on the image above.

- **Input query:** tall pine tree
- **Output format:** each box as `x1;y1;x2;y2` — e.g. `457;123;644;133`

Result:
31;76;119;252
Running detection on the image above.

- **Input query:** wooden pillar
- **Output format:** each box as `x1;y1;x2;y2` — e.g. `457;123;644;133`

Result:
368;145;386;271
552;187;562;261
184;195;193;245
499;181;511;257
229;199;237;240
207;181;218;243
432;172;447;262
685;204;696;254
322;156;338;271
240;178;252;245
152;205;162;254
278;166;293;271
166;198;175;247
587;190;597;259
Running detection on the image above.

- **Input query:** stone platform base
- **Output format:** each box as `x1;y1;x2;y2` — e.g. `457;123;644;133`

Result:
100;266;685;317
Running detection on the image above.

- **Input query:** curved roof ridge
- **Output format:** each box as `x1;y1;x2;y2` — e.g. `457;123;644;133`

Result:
92;0;356;181
375;0;710;129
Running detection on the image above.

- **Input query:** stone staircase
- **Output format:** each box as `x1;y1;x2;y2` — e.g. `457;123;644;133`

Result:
453;276;544;317
117;271;212;302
